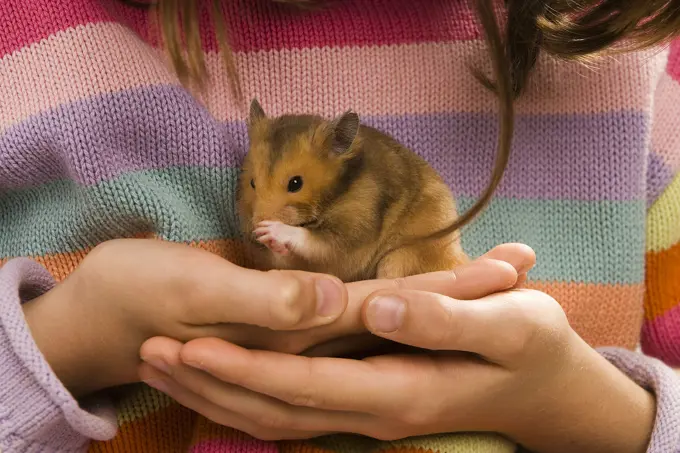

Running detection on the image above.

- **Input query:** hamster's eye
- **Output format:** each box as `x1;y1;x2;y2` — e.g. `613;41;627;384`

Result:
250;179;255;189
287;176;303;193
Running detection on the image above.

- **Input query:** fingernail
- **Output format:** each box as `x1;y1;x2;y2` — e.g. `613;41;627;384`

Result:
144;378;170;394
367;296;406;333
515;261;533;275
315;278;344;317
142;357;171;375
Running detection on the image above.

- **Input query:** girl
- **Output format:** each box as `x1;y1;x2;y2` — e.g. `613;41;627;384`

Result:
1;0;678;452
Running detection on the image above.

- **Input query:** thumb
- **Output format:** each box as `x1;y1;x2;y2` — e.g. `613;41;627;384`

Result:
361;288;564;365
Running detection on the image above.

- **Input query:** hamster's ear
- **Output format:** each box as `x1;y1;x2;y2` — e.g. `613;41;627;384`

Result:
329;110;360;155
249;98;266;125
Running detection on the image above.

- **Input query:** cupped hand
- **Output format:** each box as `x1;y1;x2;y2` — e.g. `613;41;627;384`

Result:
138;245;538;430
23;238;349;396
22;240;528;397
139;246;656;453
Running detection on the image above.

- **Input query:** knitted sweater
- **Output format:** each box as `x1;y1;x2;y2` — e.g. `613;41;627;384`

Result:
1;0;680;452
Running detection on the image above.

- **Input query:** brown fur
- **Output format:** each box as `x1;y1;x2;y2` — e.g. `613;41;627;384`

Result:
237;100;468;282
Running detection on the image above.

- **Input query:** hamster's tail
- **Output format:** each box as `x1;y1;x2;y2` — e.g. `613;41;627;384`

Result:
372;0;515;267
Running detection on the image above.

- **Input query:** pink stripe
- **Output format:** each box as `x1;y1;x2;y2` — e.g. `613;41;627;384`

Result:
641;304;680;367
651;71;680;171
0;0;111;57
0;23;178;133
190;439;279;453
0;0;480;58
1;21;664;133
668;39;680;82
205;45;661;120
220;0;481;52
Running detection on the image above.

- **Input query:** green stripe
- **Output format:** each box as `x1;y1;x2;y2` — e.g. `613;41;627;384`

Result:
1;166;645;284
458;197;646;285
0;167;242;257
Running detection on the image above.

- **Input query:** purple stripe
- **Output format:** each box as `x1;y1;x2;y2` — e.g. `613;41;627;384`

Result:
0;85;246;189
1;84;648;201
647;150;676;206
365;112;648;201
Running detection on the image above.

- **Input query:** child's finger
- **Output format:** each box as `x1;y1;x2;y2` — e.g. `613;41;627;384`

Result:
187;259;348;331
362;288;568;365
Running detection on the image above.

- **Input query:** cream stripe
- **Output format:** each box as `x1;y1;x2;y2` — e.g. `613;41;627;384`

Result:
1;22;666;133
647;173;680;252
388;434;515;453
115;386;175;425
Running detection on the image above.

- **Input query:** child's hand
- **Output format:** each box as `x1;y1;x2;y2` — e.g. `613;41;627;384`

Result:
140;287;655;453
22;239;531;398
21;239;350;397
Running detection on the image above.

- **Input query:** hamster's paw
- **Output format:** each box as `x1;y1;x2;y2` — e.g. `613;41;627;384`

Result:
254;221;305;256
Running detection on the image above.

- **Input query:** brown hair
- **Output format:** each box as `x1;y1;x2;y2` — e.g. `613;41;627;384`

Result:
124;0;680;236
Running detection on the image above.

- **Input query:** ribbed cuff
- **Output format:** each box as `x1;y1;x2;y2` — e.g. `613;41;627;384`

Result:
599;347;680;453
0;258;117;453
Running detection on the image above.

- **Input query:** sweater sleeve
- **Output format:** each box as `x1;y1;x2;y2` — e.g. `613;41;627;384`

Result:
595;39;680;453
598;348;680;452
0;258;117;453
641;39;680;367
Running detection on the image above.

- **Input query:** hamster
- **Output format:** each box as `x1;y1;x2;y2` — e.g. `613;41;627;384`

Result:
237;99;470;283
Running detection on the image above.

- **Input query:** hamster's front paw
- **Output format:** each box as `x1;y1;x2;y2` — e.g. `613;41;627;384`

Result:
254;221;305;256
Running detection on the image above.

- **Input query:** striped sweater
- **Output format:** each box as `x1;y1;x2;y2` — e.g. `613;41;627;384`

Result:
1;0;680;452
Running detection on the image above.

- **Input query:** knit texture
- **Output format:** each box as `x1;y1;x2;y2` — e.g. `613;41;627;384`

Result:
642;39;680;364
0;0;679;452
0;259;117;452
600;348;680;452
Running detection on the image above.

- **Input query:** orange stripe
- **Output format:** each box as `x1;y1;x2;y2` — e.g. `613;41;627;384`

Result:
88;402;196;453
94;386;278;450
95;388;330;451
525;281;644;350
187;417;263;445
1;238;248;282
644;240;680;321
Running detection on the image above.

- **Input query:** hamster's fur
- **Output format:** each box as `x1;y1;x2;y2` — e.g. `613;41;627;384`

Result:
237;99;468;282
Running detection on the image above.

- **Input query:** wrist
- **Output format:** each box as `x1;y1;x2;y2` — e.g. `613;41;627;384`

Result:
22;276;138;396
509;334;654;453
